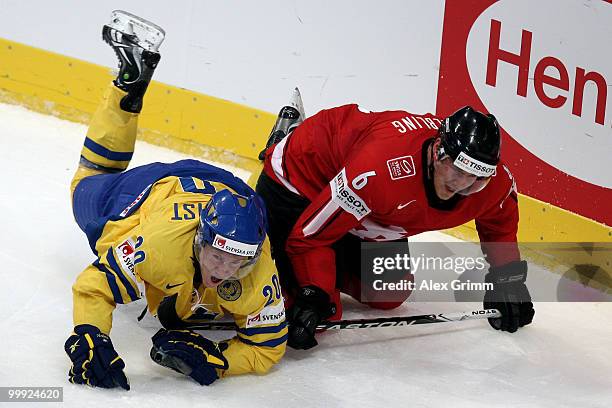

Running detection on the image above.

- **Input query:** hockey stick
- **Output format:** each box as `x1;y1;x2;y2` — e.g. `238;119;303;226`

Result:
183;308;501;331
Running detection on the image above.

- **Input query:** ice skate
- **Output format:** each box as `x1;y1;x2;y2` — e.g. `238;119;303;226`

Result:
102;10;166;112
105;10;165;52
258;87;305;160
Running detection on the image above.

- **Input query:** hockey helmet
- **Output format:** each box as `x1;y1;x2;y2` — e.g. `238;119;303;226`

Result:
435;106;501;195
195;189;267;280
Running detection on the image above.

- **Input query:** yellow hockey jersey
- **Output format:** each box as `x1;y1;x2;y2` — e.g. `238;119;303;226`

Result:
72;173;286;377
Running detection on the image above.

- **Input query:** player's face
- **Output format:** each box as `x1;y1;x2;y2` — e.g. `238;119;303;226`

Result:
198;245;249;288
432;141;491;199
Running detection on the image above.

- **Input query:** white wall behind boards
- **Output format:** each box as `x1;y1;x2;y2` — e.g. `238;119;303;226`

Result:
0;0;445;115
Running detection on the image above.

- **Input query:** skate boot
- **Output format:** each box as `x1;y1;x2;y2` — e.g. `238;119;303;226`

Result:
102;10;166;113
258;87;305;160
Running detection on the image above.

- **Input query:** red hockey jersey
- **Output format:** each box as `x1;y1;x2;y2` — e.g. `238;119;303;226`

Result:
263;104;520;294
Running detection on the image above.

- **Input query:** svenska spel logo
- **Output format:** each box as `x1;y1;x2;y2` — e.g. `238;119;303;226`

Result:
118;240;135;256
214;237;226;248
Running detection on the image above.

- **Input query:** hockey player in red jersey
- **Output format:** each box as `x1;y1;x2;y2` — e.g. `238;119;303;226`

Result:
257;93;534;350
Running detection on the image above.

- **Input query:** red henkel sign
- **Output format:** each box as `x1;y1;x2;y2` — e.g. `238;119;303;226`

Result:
437;0;611;226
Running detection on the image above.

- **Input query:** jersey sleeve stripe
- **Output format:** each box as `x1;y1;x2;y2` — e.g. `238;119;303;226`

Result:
92;259;124;304
238;334;288;348
270;136;300;195
105;249;140;302
83;137;134;161
302;200;341;237
236;321;287;336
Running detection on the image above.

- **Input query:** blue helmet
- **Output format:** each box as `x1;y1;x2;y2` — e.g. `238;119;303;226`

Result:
195;189;267;277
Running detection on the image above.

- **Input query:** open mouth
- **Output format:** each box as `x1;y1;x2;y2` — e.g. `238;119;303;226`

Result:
211;276;222;284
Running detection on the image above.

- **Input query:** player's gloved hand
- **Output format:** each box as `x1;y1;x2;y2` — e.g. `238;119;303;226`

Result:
64;324;130;390
287;286;336;350
150;329;229;386
483;260;535;333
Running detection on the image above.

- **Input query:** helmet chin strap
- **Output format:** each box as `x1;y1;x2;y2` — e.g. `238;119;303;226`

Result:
193;235;203;263
426;141;444;199
427;141;436;180
429;138;446;184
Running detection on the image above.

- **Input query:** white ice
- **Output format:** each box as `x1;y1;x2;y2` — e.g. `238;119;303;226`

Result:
0;103;610;408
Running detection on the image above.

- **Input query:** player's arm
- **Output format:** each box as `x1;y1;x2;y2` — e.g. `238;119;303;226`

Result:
72;247;142;334
475;166;534;332
474;165;520;266
282;180;364;349
217;325;287;376
286;164;378;295
72;265;119;334
151;270;287;385
220;268;287;377
66;252;141;391
285;160;384;349
153;297;287;381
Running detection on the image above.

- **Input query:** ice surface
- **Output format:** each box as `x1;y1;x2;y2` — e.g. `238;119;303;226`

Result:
0;103;610;408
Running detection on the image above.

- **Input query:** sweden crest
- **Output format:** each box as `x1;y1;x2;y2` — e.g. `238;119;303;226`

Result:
217;280;242;301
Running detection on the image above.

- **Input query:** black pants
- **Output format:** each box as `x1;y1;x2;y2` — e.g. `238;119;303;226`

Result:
256;172;308;297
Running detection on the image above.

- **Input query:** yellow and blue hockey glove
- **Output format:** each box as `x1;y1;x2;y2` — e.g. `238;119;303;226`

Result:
150;329;228;386
64;324;130;390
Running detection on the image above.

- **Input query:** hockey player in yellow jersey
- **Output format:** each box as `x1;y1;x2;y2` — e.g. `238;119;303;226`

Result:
64;11;286;390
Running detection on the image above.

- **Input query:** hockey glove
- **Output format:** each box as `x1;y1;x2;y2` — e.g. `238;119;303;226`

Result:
483;260;535;333
64;324;130;390
287;286;336;350
150;329;229;386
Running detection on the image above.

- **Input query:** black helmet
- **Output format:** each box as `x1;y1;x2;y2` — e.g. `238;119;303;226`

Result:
438;106;501;176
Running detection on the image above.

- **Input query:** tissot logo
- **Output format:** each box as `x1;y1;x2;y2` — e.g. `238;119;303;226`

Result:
454;152;496;177
331;168;371;220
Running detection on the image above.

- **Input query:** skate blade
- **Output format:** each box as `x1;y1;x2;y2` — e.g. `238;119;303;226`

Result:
288;87;305;119
108;10;166;52
286;87;305;133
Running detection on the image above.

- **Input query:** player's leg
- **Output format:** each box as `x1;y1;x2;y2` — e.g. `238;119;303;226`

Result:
71;11;165;229
254;88;307;296
336;236;413;312
258;87;305;161
255;171;310;306
77;11;164;176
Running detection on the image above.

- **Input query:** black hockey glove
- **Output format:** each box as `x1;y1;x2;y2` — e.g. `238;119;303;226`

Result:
151;329;228;386
64;324;130;390
287;286;336;350
483;260;535;333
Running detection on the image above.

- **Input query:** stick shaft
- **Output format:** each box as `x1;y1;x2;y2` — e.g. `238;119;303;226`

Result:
184;308;501;331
